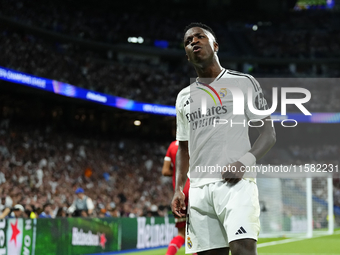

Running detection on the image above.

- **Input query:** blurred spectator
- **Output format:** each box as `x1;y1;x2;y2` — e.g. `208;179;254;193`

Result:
39;203;53;218
8;204;25;218
56;207;68;218
0;195;12;212
68;188;94;217
25;204;37;219
0;195;12;219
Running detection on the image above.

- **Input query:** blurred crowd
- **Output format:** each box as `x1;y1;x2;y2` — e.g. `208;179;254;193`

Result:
0;0;231;50
0;2;340;108
1;29;340;111
246;12;340;59
0;121;173;219
258;145;340;166
0;119;339;219
0;29;189;106
289;145;340;163
0;0;340;59
247;29;340;59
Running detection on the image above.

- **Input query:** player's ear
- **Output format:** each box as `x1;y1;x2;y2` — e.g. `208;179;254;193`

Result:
214;42;219;53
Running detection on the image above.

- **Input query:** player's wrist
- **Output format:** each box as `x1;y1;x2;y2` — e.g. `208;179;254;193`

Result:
174;187;182;192
174;186;184;193
238;152;256;167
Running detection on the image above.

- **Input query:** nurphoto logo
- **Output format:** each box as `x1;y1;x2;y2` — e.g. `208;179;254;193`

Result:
198;85;311;128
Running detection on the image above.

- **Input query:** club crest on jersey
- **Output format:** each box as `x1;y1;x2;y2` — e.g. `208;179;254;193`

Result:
187;237;193;248
219;88;227;98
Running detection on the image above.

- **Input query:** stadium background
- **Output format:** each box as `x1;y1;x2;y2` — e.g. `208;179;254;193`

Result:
0;0;340;254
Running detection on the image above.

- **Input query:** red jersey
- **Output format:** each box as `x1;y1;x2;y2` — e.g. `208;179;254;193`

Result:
165;141;190;200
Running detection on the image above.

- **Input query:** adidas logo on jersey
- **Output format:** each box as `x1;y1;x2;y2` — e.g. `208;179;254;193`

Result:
183;97;194;107
235;226;247;235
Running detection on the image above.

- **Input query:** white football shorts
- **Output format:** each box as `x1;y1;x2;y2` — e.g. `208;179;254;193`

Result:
185;179;260;254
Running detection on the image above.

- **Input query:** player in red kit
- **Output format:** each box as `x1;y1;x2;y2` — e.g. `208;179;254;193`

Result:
162;140;191;255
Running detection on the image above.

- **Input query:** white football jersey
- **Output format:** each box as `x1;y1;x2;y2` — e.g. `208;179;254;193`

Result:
176;69;270;187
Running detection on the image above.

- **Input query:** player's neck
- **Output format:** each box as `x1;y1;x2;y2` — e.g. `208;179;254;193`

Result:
194;59;223;82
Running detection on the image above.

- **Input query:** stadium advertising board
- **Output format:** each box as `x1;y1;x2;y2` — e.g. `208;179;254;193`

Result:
0;217;177;255
136;217;177;249
0;220;6;255
1;219;36;255
116;216;177;251
35;218;119;255
0;218;119;255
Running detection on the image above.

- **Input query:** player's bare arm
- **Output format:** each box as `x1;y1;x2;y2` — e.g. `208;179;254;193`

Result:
249;115;277;159
171;140;189;217
162;159;173;176
223;116;276;183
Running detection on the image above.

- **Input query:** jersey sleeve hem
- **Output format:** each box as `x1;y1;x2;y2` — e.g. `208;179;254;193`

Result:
176;136;188;141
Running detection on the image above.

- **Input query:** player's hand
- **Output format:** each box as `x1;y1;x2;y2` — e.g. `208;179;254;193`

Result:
222;161;244;184
171;190;186;217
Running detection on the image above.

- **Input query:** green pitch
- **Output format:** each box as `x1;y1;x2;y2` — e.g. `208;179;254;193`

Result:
122;230;340;255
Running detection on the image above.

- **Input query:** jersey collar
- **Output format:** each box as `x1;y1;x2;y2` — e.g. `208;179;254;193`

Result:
195;68;226;85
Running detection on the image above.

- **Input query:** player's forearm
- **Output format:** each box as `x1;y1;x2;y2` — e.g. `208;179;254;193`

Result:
249;120;276;160
249;132;276;160
175;141;189;192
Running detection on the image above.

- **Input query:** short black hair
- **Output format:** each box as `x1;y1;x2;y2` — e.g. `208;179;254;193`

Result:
184;22;217;42
43;203;52;210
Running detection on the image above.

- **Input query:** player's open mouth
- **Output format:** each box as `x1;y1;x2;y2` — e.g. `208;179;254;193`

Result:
193;46;201;52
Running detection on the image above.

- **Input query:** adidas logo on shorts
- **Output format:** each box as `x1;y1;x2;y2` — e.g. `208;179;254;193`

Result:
235;226;247;235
